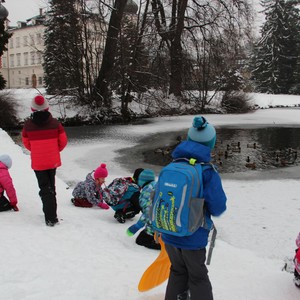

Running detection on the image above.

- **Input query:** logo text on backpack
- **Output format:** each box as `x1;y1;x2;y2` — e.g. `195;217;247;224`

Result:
164;182;177;188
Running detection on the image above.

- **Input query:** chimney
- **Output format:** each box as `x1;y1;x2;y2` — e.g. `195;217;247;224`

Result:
39;8;43;16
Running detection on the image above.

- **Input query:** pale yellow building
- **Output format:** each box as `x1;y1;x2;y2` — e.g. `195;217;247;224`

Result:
1;9;45;89
0;1;137;90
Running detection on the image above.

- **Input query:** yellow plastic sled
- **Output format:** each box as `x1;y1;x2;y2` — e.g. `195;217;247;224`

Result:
138;237;171;292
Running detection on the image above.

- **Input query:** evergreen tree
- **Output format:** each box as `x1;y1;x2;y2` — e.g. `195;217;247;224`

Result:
251;0;300;94
43;0;84;96
0;20;12;90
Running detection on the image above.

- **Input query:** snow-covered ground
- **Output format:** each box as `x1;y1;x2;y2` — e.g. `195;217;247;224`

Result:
1;89;300;299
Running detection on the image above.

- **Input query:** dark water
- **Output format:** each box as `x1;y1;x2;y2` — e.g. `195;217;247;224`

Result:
212;126;300;173
118;126;300;176
64;125;300;177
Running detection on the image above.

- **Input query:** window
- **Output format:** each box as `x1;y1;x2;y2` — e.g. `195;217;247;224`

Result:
30;51;35;65
9;54;14;67
16;53;21;66
24;52;28;65
23;36;28;46
16;37;20;48
9;38;14;49
29;35;35;46
36;52;42;64
25;77;29;85
36;33;42;45
2;56;6;68
38;77;43;85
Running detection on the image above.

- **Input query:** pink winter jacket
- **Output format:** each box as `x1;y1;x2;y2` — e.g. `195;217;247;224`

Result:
295;232;300;274
0;161;18;206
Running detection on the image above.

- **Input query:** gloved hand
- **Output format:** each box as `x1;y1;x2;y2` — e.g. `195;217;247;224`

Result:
10;202;19;211
12;205;19;211
98;201;109;210
127;220;144;236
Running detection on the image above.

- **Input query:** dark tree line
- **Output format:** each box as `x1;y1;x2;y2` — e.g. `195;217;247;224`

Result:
250;0;300;94
43;0;255;120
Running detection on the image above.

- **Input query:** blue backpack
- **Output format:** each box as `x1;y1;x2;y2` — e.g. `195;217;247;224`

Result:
150;159;210;237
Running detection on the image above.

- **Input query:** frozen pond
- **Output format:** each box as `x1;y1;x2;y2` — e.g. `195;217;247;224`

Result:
64;124;300;180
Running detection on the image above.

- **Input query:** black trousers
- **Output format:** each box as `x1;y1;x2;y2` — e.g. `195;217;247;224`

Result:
165;244;213;300
0;193;12;211
34;169;57;222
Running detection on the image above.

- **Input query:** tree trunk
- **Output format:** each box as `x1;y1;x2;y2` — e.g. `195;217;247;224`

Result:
93;0;127;108
151;0;188;97
169;38;183;96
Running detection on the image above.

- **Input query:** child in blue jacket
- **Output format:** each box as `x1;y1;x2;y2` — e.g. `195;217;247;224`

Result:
162;116;227;300
126;169;160;250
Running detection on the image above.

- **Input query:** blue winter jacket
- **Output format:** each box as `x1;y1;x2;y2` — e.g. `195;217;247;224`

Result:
162;140;227;250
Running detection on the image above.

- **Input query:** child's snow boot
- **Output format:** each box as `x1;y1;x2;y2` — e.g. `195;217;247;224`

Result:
114;210;125;223
294;276;300;287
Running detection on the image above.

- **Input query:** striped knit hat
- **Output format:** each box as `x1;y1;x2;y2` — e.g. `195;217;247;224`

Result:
138;169;155;187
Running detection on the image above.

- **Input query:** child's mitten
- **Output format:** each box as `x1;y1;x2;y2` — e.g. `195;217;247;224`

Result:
98;202;110;210
12;205;19;211
127;220;144;236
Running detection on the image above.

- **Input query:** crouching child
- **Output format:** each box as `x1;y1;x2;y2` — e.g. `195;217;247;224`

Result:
126;169;161;250
71;163;110;209
294;232;300;287
0;155;19;211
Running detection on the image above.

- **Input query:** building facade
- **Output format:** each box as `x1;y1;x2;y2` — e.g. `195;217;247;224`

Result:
1;10;45;89
1;1;137;90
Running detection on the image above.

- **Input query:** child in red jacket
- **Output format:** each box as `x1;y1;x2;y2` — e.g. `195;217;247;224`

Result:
294;232;300;287
0;154;19;211
22;95;67;226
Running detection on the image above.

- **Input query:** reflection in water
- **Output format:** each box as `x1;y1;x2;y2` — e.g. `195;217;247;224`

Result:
142;127;300;173
212;127;300;173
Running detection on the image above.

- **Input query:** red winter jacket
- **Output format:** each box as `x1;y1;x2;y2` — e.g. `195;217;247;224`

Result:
295;248;300;274
0;162;18;206
22;111;68;171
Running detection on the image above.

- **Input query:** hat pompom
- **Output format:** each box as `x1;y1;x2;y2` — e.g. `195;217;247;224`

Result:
193;116;208;130
94;163;108;179
35;95;45;105
31;95;49;111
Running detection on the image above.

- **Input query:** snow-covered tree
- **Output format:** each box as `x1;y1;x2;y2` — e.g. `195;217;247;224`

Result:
43;0;84;97
251;0;300;94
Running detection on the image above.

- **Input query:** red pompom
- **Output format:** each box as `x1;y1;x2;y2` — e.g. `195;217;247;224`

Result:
34;95;45;105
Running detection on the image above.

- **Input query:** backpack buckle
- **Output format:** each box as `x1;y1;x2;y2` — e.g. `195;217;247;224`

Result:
189;158;197;165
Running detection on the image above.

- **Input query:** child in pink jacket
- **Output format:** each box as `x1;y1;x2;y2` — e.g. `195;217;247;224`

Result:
0;155;18;211
294;232;300;287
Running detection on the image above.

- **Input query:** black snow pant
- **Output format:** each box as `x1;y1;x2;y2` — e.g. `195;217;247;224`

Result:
128;191;141;214
165;244;213;300
34;169;57;223
0;193;12;211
